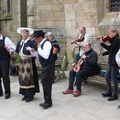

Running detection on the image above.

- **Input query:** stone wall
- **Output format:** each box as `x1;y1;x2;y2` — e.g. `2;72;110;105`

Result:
26;0;106;64
0;0;21;42
27;0;65;39
27;0;102;39
1;0;120;66
1;0;120;40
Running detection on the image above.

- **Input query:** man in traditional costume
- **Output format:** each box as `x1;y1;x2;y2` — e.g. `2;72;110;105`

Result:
34;30;55;109
0;28;16;99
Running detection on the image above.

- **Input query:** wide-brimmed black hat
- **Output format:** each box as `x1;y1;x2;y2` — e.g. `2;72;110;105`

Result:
33;30;46;37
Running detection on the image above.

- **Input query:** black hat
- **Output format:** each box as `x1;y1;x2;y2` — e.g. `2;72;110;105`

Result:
33;30;46;37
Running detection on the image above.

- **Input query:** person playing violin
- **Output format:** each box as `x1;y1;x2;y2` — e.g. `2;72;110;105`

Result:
100;27;120;101
63;42;98;97
71;26;90;62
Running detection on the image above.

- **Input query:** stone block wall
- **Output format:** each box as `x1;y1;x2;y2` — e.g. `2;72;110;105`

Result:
0;0;21;42
26;0;105;65
1;0;120;66
27;0;65;39
27;0;101;39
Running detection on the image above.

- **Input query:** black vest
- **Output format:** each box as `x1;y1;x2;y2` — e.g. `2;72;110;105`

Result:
0;36;10;60
16;40;35;55
38;40;54;69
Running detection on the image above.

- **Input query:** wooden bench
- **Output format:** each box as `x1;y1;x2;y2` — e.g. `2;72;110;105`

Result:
53;41;67;82
54;55;67;82
35;55;67;82
87;75;106;85
82;63;108;85
84;63;120;85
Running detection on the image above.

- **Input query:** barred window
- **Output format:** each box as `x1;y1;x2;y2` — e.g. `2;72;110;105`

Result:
0;0;12;16
109;0;120;12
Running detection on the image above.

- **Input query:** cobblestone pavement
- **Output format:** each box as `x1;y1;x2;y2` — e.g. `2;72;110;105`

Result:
0;73;120;120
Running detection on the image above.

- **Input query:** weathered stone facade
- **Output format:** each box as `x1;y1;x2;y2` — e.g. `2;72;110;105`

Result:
0;0;120;64
1;0;120;39
0;0;20;42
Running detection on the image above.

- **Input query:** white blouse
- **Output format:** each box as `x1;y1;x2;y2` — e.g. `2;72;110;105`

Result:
0;35;16;53
37;38;52;59
29;38;52;59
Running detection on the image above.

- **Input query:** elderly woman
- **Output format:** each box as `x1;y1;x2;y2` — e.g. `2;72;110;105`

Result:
46;32;60;56
16;27;39;102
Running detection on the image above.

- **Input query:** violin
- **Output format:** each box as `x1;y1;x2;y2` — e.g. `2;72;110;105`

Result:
73;58;84;72
96;35;114;43
72;54;85;72
71;34;85;44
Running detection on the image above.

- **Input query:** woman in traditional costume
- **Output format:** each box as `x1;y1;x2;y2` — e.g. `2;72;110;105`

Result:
16;27;39;102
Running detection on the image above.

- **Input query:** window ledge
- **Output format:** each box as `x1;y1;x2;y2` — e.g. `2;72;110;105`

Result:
0;14;12;21
98;12;120;27
104;12;120;18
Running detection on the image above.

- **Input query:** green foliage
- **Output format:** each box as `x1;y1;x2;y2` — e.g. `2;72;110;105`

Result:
57;39;68;70
15;54;20;64
72;48;76;63
63;49;68;70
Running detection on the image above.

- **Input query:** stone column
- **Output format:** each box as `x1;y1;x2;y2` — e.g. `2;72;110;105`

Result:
11;0;21;42
27;0;35;27
64;1;78;66
20;0;27;27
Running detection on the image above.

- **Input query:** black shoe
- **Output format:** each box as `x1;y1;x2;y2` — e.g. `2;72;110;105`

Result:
22;96;27;101
108;95;118;101
39;103;52;109
39;103;45;106
26;97;34;102
101;92;112;97
5;94;11;99
118;106;120;109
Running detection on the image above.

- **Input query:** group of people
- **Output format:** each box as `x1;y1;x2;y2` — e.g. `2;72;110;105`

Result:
63;26;99;96
0;25;120;109
0;27;60;109
63;26;120;108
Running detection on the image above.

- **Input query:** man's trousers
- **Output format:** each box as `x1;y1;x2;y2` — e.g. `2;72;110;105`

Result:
0;59;11;95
